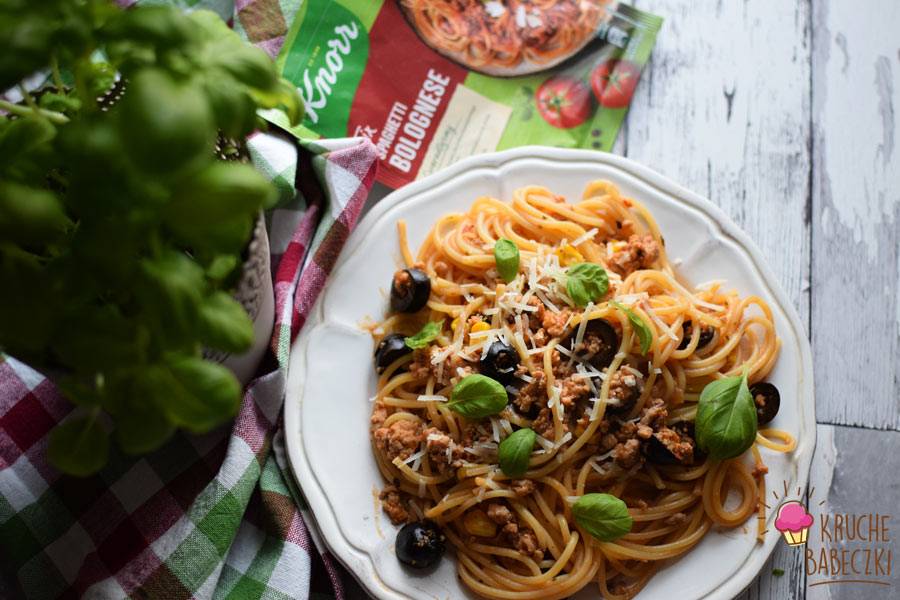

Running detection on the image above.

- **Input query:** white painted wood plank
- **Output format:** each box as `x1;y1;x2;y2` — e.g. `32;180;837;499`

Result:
806;425;899;599
811;0;900;431
626;0;812;328
625;2;812;597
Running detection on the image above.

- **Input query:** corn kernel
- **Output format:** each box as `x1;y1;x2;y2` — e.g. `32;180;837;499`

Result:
464;509;497;537
470;321;491;334
555;244;584;266
451;317;460;331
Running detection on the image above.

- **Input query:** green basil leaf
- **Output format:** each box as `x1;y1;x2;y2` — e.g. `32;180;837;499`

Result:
610;301;652;355
566;263;609;307
159;354;242;433
405;321;443;350
494;238;520;283
198;291;254;353
572;493;633;541
498;427;536;477
448;374;508;419
47;414;109;477
695;374;758;460
115;407;175;455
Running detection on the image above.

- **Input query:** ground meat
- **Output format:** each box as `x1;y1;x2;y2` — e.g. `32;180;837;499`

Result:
392;269;411;290
486;502;514;525
372;419;423;461
599;433;618;452
531;407;557;437
485;502;543;561
379;486;410;525
370;403;387;430
461;223;480;245
607;369;643;414
433;260;449;277
531;328;549;347
559;375;590;406
514;370;546;416
510;479;535;497
408;346;475;386
515;531;543;560
639;398;668;429
636;424;653;439
608;234;661;276
664;512;687;526
654;427;694;463
525;296;545;325
460;422;493;449
550;350;577;378
424;427;461;471
542;308;572;338
613;438;642;468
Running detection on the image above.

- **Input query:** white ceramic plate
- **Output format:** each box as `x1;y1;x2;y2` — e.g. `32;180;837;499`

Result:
284;147;816;600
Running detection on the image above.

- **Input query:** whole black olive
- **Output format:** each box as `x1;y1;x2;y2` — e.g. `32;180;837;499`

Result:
390;268;431;313
395;521;446;569
374;333;412;374
480;341;519;384
750;382;780;425
572;319;618;370
677;320;715;351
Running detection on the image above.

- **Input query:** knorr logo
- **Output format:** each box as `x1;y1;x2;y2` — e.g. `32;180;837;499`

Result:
301;23;359;125
280;0;369;139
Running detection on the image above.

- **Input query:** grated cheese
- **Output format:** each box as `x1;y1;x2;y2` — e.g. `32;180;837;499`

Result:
535;289;559;313
417;394;448;403
571;228;599;247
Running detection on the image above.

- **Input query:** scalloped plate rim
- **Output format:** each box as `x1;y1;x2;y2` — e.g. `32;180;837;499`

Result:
284;147;816;600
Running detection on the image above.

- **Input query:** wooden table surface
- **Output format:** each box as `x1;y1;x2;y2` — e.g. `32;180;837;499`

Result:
360;1;899;598
623;2;898;598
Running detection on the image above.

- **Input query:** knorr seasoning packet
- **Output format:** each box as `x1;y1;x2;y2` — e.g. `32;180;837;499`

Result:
271;1;662;188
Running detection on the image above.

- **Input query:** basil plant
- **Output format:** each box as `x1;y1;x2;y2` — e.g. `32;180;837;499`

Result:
0;0;302;475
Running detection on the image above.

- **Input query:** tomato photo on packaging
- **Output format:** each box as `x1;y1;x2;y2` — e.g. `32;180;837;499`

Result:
535;75;592;129
591;59;641;108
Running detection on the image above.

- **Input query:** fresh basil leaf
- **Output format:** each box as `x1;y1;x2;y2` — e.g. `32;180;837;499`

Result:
0;181;72;245
158;354;241;433
198;291;254;353
610;300;652;355
498;427;536;477
572;493;633;541
494;238;520;283
695;374;758;460
448;374;508;419
115;406;175;455
566;263;609;307
405;321;443;350
47;414;109;477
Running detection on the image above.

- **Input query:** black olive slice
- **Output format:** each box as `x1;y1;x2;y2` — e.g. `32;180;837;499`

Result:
374;333;412;374
480;341;519;385
395;521;446;569
390;268;431;313
677;320;716;351
572;319;618;370
750;382;780;425
644;422;696;465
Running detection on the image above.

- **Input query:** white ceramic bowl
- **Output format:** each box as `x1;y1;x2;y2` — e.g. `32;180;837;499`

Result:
284;148;816;600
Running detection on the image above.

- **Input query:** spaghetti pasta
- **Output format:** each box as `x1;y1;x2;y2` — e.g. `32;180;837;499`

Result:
369;182;794;599
399;0;612;72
